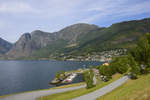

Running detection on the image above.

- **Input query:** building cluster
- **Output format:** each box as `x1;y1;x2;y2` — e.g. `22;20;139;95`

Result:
60;49;127;62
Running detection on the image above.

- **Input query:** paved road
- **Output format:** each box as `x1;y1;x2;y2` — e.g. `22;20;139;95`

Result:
0;76;129;100
72;75;129;100
0;85;86;100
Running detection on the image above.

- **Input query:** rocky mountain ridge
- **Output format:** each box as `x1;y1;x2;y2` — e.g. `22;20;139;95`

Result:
6;23;99;58
0;37;12;54
0;18;150;60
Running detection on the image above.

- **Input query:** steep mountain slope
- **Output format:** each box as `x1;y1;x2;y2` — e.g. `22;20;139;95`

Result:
5;18;150;59
6;24;99;58
6;30;53;58
54;23;99;42
0;37;12;54
33;18;150;59
73;18;150;54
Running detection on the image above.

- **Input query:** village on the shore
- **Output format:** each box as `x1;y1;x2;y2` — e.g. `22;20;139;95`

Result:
53;49;127;62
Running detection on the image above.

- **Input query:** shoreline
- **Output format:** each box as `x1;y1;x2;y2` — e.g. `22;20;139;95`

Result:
0;59;104;62
0;61;103;97
0;82;85;97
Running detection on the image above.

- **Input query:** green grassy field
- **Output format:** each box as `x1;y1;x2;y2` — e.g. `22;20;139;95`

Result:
97;74;150;100
37;74;122;100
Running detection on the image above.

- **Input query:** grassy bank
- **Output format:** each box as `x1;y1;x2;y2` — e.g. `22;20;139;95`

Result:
0;82;84;98
51;82;85;89
97;74;150;100
37;74;122;100
0;96;3;98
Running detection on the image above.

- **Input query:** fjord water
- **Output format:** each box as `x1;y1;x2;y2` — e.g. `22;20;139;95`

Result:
0;60;103;96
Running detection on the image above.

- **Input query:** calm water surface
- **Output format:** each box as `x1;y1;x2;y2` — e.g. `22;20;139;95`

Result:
0;60;103;96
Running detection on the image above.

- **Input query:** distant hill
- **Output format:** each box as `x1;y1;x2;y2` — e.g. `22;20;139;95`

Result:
0;38;12;54
3;18;150;59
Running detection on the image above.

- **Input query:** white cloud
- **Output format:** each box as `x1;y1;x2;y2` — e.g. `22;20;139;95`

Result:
0;0;150;42
79;0;150;23
0;2;39;13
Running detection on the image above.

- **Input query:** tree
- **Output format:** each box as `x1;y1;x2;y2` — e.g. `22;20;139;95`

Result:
128;55;140;79
56;71;60;79
84;67;95;89
61;70;65;78
134;36;150;65
110;56;129;74
130;34;150;72
145;32;150;44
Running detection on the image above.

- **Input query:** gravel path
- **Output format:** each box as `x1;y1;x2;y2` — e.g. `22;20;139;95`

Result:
0;85;86;100
72;75;129;100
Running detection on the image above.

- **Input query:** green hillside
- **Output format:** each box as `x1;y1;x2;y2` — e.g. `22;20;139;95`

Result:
71;18;150;54
32;18;150;59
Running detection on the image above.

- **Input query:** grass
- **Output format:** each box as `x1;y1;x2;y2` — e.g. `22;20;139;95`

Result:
0;82;84;98
37;74;123;100
0;96;3;98
97;74;150;100
51;82;85;89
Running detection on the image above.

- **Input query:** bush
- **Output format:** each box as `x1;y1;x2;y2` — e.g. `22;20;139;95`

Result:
130;73;138;79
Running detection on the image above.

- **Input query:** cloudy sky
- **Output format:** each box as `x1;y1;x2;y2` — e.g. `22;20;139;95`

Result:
0;0;150;43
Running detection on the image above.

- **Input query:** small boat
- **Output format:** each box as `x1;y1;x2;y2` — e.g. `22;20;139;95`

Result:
62;73;77;83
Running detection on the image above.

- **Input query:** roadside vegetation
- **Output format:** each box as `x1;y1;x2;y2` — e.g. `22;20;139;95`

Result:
0;96;3;98
37;74;122;100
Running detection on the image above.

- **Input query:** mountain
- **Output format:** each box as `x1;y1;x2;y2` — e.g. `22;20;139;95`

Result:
6;30;54;58
73;18;150;55
0;37;12;54
5;18;150;59
32;18;150;59
54;23;99;42
6;24;99;58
